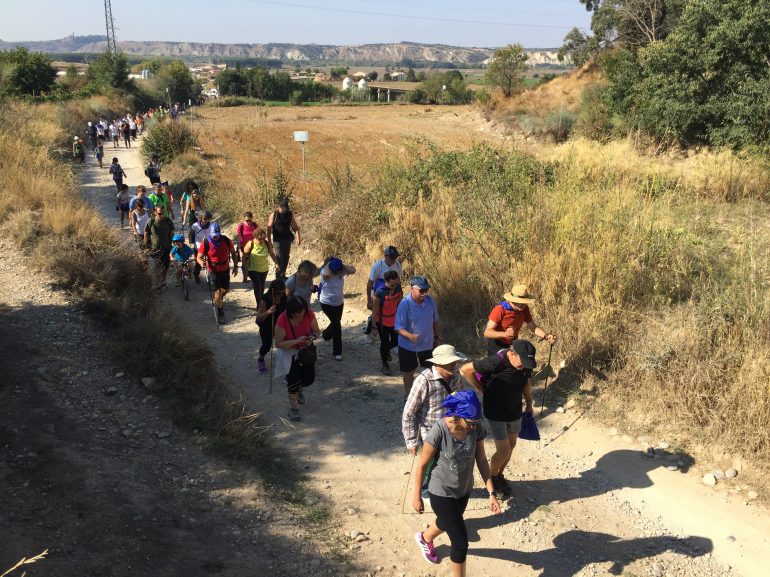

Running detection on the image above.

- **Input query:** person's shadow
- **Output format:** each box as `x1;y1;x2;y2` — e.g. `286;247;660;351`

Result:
472;530;712;577
466;449;694;539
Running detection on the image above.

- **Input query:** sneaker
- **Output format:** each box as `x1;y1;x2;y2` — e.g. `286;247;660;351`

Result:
194;275;201;285
297;389;305;405
217;308;225;324
381;363;391;375
287;408;301;422
493;474;512;497
414;532;438;564
257;358;267;373
334;355;342;361
363;315;372;335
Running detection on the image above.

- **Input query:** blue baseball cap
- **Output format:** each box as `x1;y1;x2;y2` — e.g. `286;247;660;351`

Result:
209;222;221;238
328;257;344;273
410;275;430;290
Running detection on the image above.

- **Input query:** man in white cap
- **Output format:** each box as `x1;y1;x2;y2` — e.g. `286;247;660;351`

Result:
402;344;468;455
483;283;556;354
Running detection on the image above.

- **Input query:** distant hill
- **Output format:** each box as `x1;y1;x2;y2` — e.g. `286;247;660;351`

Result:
0;36;563;66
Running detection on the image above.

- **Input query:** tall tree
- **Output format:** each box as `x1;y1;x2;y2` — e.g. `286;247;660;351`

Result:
155;61;200;104
0;48;57;96
485;44;528;97
88;52;131;90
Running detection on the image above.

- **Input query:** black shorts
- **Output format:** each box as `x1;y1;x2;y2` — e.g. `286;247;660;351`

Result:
210;269;230;290
398;346;432;373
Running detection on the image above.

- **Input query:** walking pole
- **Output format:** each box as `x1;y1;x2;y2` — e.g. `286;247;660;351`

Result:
539;342;554;416
269;310;275;394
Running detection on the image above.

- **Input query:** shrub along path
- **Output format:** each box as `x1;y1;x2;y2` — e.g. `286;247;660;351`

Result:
78;128;769;577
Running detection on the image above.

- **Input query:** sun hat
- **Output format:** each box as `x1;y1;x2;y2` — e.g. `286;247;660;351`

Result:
384;245;399;258
427;344;467;365
209;222;221;238
442;390;482;421
510;339;537;369
410;275;430;290
503;283;535;304
328;257;344;273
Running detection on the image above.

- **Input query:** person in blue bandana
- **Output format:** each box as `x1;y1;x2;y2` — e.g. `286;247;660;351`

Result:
412;390;500;575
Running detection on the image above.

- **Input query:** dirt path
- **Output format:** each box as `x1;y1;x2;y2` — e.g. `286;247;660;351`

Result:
79;121;770;577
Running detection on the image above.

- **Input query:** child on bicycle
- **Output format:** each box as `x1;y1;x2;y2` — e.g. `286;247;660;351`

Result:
170;233;194;286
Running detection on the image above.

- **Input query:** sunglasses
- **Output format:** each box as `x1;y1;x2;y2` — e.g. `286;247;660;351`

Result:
415;287;429;294
461;418;479;429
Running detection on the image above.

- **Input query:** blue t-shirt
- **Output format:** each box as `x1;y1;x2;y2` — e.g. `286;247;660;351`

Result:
129;195;154;212
394;294;439;352
171;244;194;261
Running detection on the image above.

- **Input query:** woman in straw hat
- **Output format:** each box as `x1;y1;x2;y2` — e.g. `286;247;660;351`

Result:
483;283;556;354
412;389;500;575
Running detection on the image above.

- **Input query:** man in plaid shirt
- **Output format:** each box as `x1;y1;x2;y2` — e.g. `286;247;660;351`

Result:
402;345;469;454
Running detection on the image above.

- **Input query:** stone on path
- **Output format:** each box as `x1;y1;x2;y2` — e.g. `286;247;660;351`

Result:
702;473;717;487
725;468;738;479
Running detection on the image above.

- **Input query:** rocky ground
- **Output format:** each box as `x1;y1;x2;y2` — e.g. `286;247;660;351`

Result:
3;123;769;577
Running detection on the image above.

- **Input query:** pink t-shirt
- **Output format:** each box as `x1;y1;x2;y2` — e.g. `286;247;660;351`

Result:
276;309;316;349
236;221;258;248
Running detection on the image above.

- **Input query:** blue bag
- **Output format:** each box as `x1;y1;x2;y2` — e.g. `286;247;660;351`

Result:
519;412;540;441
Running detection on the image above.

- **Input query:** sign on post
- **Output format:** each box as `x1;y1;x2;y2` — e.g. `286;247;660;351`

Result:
293;131;309;142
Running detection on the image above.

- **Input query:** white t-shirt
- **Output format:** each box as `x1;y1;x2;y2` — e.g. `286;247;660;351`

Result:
368;258;402;283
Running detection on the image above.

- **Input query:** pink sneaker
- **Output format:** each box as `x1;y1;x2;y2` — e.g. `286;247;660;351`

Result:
414;532;438;564
257;358;267;373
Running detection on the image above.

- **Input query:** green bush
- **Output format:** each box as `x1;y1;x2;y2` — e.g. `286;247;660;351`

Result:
141;118;198;163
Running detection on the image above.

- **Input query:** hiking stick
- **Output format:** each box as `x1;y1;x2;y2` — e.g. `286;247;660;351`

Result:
539;342;554;416
269;309;275;394
401;451;417;514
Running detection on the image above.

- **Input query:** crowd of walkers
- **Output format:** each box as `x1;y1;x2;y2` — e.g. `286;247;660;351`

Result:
80;118;561;576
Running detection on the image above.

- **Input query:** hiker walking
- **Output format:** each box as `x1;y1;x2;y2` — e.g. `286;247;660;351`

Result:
402;344;468;456
412;389;500;573
182;188;205;228
148;183;174;221
372;270;402;374
121;120;131;148
196;222;238;323
108;157;127;191
116;184;131;228
319;257;356;361
143;206;175;290
95;137;105;168
255;278;287;374
242;228;278;308
274;296;321;422
129;198;149;242
365;245;402;333
484;284;556;354
145;154;162;185
235;212;258;283
285;260;318;302
87;122;97;150
72;137;86;164
459;339;536;498
129;185;154;213
267;198;300;279
394;275;440;395
189;211;213;283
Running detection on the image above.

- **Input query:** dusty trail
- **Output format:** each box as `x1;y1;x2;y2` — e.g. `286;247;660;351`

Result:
80;119;770;577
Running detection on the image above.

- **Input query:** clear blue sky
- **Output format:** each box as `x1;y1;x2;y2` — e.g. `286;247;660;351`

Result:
0;0;591;48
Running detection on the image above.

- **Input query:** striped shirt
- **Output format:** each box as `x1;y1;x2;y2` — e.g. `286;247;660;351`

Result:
401;366;466;451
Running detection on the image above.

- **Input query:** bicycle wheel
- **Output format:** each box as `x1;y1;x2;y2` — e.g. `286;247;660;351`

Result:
182;265;190;301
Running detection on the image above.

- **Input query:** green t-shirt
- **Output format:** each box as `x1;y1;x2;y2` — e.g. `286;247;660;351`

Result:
148;192;170;212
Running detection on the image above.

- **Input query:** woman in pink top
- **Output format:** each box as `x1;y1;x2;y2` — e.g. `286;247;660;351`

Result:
274;296;321;422
236;211;258;283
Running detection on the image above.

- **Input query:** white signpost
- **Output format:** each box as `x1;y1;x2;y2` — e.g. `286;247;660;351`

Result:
293;131;310;207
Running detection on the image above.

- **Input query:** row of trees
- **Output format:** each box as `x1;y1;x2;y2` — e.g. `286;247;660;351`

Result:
559;0;769;148
216;67;337;102
0;48;201;109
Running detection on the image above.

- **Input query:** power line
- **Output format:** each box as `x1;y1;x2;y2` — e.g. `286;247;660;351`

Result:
241;0;588;31
104;0;117;54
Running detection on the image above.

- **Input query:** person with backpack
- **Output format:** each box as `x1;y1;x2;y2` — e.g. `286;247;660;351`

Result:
87;122;97;150
318;257;356;361
182;188;205;228
266;198;300;278
483;284;556;354
364;245;402;335
108;157;127;191
402;344;468;456
196;222;238;323
255;278;287;374
372;270;402;374
143;206;175;290
189;211;213;284
412;390;500;573
459;339;536;499
236;211;258;283
148;183;174;221
395;275;440;395
145;154;162;185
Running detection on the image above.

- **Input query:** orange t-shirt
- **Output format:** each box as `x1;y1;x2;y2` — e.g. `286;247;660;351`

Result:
488;303;533;345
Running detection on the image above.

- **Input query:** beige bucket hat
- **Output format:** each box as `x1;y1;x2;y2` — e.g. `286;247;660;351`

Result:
427;344;467;365
502;283;535;304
